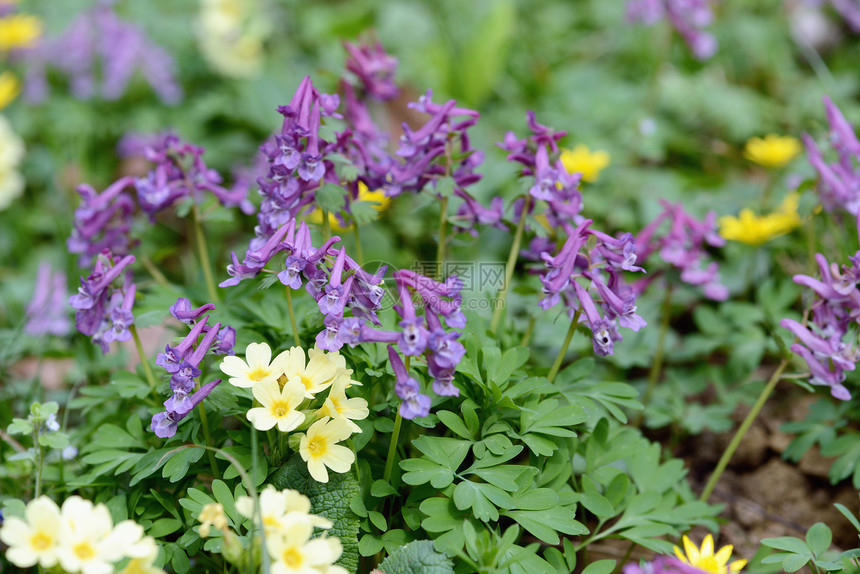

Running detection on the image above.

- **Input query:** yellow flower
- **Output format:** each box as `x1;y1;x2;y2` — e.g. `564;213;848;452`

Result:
0;496;62;569
674;534;746;574
235;485;331;537
118;537;165;574
0;71;20;109
306;208;348;231
743;134;801;169
197;0;270;78
0;14;42;51
317;375;369;433
284;345;338;399
718;192;801;246
246;377;306;432
298;416;355;483
560;144;610;183
197;503;228;538
266;522;343;574
219;342;290;388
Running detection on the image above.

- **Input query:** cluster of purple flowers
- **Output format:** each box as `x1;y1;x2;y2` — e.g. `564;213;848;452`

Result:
626;0;718;60
634;199;728;301
24;2;181;104
804;96;860;215
499;111;583;237
69;134;253;265
357;271;465;418
780;215;860;401
151;298;235;438
537;219;647;357
343;38;400;101
68;250;136;353
24;262;71;337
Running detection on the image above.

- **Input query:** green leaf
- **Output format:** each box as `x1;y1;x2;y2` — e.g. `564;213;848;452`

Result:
269;454;361;572
371;479;398;498
434;177;456;198
369;510;388;531
162;447;204;483
762;536;812;556
149;518;183;538
581;559;617;574
351;200;381;226
7;418;33;435
378;540;455;574
359;533;384;556
806;523;832;557
437;411;473;440
315;183;347;213
38;431;69;449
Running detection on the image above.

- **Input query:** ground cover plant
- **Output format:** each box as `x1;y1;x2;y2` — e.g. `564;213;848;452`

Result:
5;0;860;573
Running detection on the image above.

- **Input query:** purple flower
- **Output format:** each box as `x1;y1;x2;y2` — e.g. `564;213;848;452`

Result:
627;0;718;60
150;379;223;438
804;96;860;215
388;346;431;419
169;298;215;325
69;251;136;351
25;262;71;337
344;38;399;101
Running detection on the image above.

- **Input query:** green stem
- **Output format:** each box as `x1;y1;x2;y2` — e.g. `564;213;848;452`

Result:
32;427;43;497
285;288;301;348
139;255;170;287
322;210;331;242
519;317;535;347
490;196;532;334
760;172;777;211
436;195;449;280
614;542;636;574
130;325;160;397
383;356;409;485
547;310;581;382
196;391;220;478
699;358;789;502
192;204;220;303
635;285;673;426
352;223;365;266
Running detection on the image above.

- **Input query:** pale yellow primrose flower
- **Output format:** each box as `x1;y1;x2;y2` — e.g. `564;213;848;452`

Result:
285;345;338;398
560;144;610;183
743;134;801;169
0;71;20;109
0;114;24;211
718;192;801;246
220;342;289;388
247;377;306;432
674;534;746;574
298;416;355;483
197;0;270;78
118;536;165;574
0;495;62;568
266;522;343;574
197;503;228;538
308;346;362;386
235;485;332;538
0;13;42;51
318;375;369;433
57;496;143;574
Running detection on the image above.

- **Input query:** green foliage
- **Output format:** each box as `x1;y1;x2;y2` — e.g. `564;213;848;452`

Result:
379;540;455;574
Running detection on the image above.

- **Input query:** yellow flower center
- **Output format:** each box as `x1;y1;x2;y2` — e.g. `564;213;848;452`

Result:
282;547;303;568
263;515;281;531
270;400;291;419
248;367;269;382
690;556;723;574
307;436;326;457
73;541;96;561
300;374;315;391
29;531;52;551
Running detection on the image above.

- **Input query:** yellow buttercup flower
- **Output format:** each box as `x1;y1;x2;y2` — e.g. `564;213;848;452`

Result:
0;14;42;51
743;134;801;169
0;71;20;109
674;534;746;573
718;192;801;246
560;144;610;183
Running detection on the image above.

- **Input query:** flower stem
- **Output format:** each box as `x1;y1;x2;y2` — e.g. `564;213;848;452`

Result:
130;325;159;397
490;196;532;334
520;317;536;347
352;223;365;266
547;310;581;382
322;210;332;242
285;287;301;347
634;285;673;427
139;254;170;287
699;357;789;502
32;427;43;497
196;391;220;477
191;204;220;303
436;195;449;280
383;356;409;485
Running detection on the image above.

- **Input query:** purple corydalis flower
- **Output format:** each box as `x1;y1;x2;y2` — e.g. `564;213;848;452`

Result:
70;252;135;336
344;38;399;101
573;282;616;357
395;282;429;356
102;282;136;344
627;0;717;60
623;556;712;574
156;317;209;373
25;262;71;337
804;96;860;215
169;298;215;325
388;346;431;419
151;379;223;438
